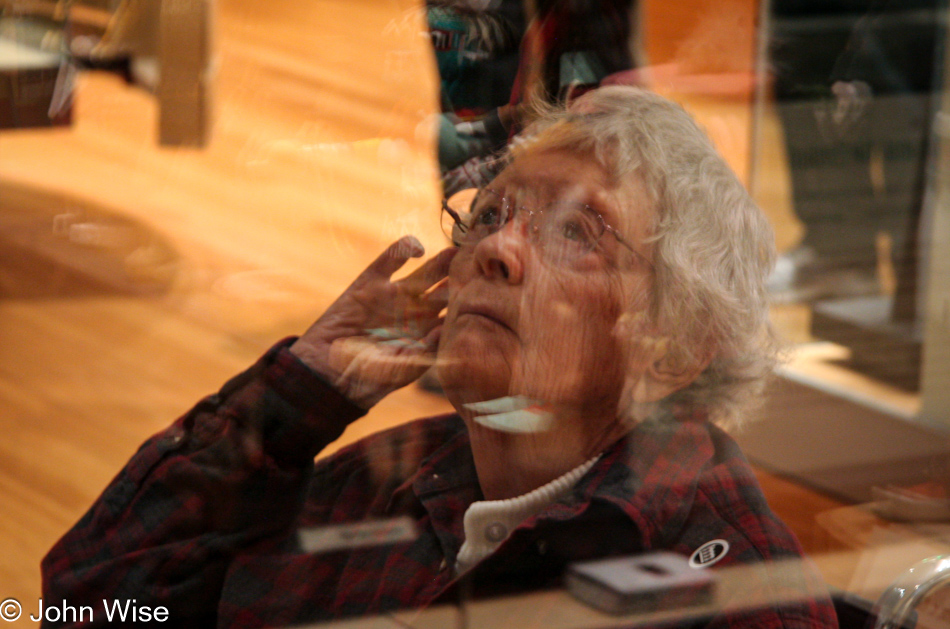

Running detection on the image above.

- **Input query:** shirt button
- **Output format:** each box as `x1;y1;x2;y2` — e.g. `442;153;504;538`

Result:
162;430;185;451
485;522;507;543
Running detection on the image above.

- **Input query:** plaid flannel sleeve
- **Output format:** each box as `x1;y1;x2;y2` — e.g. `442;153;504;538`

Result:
40;338;366;627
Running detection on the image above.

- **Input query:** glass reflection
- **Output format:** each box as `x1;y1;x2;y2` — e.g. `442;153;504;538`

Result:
2;1;949;628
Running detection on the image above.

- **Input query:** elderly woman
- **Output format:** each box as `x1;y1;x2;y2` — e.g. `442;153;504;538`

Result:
43;87;836;628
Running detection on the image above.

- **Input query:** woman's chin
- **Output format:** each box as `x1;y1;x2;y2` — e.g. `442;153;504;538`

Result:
436;336;515;404
436;362;512;412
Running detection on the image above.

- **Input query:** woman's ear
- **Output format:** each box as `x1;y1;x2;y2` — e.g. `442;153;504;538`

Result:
639;340;715;402
614;313;715;406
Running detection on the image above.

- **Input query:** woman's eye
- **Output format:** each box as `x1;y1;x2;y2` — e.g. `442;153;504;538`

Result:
555;210;599;246
471;206;500;230
561;220;588;242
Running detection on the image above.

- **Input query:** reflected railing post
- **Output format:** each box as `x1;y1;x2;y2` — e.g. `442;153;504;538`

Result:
872;554;950;629
158;0;213;146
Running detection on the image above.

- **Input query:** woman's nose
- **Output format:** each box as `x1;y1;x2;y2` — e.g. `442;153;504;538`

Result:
473;220;527;284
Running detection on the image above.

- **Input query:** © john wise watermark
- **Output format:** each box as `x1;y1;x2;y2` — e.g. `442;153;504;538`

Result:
0;599;21;622
0;598;169;623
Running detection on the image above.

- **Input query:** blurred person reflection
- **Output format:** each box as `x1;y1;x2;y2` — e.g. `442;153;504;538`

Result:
768;0;940;303
42;87;837;628
428;0;527;172
439;0;639;195
428;0;525;116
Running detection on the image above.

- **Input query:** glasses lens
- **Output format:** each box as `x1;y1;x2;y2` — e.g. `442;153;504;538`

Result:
440;189;618;265
537;202;606;264
467;192;506;240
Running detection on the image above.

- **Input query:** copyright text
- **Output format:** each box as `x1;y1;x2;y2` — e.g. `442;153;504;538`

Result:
0;598;168;623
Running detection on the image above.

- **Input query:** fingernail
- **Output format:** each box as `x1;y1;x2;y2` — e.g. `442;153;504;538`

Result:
403;235;424;257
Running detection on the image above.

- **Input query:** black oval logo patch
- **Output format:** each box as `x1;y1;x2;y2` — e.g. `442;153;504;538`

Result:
689;539;730;568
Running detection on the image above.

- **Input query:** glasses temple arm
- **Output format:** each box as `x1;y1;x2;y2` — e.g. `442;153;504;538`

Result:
442;199;468;233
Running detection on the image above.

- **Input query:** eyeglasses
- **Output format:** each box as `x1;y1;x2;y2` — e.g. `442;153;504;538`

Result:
440;188;650;268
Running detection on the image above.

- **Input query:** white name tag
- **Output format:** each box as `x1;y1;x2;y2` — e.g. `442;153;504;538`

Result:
298;517;418;555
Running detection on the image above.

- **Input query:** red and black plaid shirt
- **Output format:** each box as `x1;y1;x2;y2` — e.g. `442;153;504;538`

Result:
42;339;837;628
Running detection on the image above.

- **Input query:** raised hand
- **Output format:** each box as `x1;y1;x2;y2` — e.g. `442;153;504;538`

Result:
291;236;456;408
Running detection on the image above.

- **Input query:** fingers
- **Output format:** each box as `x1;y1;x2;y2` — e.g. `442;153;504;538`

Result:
393;284;446;336
400;278;449;325
400;247;456;294
421;323;442;353
331;336;436;387
365;236;425;280
389;247;453;331
423;280;449;309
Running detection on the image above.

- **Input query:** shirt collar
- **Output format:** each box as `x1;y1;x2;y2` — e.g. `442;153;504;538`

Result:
563;405;716;544
400;405;716;555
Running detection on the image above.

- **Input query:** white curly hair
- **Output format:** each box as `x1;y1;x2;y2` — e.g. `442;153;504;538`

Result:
514;86;779;428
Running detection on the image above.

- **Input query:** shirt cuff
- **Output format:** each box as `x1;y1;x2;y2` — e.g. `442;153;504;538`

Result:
219;337;368;467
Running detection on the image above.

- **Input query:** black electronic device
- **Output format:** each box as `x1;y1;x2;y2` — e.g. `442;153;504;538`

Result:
565;552;715;616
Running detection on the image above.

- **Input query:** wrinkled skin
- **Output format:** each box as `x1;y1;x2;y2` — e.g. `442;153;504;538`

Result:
291;148;678;500
291;238;456;409
436;149;658;498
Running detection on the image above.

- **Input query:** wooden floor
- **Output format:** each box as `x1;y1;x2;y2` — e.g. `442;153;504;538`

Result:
0;0;904;624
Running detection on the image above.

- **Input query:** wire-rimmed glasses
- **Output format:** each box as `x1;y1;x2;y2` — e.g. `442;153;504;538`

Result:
440;188;649;268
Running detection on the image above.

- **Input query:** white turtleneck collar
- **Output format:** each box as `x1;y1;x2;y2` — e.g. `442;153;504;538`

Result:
455;454;601;573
